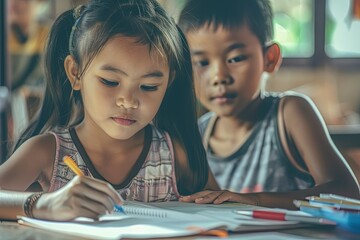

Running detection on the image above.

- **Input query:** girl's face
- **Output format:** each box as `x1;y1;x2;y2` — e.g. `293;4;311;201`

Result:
79;36;170;140
186;23;265;118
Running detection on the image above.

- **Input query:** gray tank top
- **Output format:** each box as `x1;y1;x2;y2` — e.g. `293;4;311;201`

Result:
198;94;314;193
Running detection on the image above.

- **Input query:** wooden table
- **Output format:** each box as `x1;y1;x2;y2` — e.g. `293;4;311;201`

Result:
1;220;360;239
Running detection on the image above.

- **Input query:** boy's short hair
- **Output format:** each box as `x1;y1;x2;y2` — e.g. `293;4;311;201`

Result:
178;0;273;47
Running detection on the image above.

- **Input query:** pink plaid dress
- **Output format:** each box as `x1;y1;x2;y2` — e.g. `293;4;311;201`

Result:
40;124;180;202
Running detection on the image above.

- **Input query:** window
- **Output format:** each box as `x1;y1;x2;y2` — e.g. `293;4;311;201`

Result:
325;0;360;58
271;0;314;58
270;0;360;67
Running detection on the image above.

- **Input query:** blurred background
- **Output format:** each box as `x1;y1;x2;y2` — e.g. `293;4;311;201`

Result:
1;0;360;179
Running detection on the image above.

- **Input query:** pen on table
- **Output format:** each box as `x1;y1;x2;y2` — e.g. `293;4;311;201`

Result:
294;200;360;213
318;194;360;205
306;196;360;206
235;209;331;224
63;155;126;214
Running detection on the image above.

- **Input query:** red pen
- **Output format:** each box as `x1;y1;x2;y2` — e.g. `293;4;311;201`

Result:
235;210;332;224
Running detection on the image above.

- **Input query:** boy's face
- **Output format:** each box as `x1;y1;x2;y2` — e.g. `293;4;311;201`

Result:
186;23;265;117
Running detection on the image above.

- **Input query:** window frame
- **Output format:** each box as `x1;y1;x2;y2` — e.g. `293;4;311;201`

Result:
0;0;9;163
281;0;360;69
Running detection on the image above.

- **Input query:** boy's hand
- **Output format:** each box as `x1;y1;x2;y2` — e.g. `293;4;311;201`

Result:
33;176;123;220
179;190;257;205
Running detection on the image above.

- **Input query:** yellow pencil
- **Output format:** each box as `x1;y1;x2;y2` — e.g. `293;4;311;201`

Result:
63;155;84;176
63;154;126;214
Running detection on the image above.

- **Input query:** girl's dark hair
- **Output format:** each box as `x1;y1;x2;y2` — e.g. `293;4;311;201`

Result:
178;0;274;47
13;0;208;195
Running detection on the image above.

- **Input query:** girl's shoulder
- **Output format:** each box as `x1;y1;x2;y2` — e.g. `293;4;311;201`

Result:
15;133;57;164
0;133;57;190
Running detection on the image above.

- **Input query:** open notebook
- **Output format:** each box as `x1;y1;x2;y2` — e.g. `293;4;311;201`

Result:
18;201;312;239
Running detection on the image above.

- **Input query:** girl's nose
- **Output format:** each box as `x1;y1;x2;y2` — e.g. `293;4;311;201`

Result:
116;95;139;109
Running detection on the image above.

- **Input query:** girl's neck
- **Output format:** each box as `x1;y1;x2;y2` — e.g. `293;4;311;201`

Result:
75;122;145;155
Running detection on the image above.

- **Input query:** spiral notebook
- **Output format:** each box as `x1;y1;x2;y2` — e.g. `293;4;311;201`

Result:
18;201;311;239
18;202;226;240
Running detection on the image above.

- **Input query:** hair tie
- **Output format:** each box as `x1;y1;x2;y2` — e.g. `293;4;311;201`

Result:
69;5;85;55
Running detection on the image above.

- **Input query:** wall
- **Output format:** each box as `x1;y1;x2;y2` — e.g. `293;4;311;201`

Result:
266;66;360;126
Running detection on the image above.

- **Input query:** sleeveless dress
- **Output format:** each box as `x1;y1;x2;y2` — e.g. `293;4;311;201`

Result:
198;94;315;193
39;124;180;202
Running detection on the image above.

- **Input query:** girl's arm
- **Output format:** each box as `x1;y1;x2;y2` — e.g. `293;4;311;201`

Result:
0;190;35;220
0;134;122;220
0;134;56;219
180;94;360;209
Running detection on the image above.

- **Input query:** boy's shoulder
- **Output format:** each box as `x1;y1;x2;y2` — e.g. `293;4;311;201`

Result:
197;111;215;137
198;111;215;126
276;91;318;117
277;90;314;105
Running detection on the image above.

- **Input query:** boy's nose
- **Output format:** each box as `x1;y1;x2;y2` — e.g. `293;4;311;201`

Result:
212;77;233;86
211;63;233;86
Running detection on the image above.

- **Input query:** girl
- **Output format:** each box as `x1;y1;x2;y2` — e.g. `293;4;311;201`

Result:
178;0;359;209
0;0;216;221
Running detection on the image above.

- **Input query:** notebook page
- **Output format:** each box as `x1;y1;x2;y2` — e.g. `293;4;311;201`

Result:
18;216;225;240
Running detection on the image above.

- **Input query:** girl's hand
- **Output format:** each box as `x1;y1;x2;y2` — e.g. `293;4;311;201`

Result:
179;190;258;205
33;176;123;221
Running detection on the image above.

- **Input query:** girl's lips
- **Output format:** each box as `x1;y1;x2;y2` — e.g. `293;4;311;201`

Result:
112;117;136;126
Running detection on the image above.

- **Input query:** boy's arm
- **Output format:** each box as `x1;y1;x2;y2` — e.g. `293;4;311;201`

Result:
205;169;220;190
181;94;359;208
279;94;359;198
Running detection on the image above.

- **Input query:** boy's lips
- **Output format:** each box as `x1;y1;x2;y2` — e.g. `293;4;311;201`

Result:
210;92;237;104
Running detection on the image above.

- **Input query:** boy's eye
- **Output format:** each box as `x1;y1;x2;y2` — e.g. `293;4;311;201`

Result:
100;78;118;87
193;60;209;67
228;55;247;63
141;85;158;91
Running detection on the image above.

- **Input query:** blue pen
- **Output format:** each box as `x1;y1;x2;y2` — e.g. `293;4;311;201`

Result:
114;194;126;214
114;203;126;214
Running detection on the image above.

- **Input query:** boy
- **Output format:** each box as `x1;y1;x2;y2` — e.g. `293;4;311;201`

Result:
178;0;359;209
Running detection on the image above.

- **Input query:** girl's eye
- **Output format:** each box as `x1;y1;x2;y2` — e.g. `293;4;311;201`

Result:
228;55;247;63
141;85;158;91
100;78;118;87
193;60;209;68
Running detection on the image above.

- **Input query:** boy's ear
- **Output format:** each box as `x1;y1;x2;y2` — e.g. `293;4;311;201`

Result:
264;43;282;73
64;55;81;90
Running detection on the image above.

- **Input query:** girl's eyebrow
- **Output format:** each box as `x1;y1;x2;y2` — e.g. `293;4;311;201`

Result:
100;64;127;76
100;64;164;79
142;71;164;78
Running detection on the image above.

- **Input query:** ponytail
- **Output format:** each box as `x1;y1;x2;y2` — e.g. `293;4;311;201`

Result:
11;10;82;153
